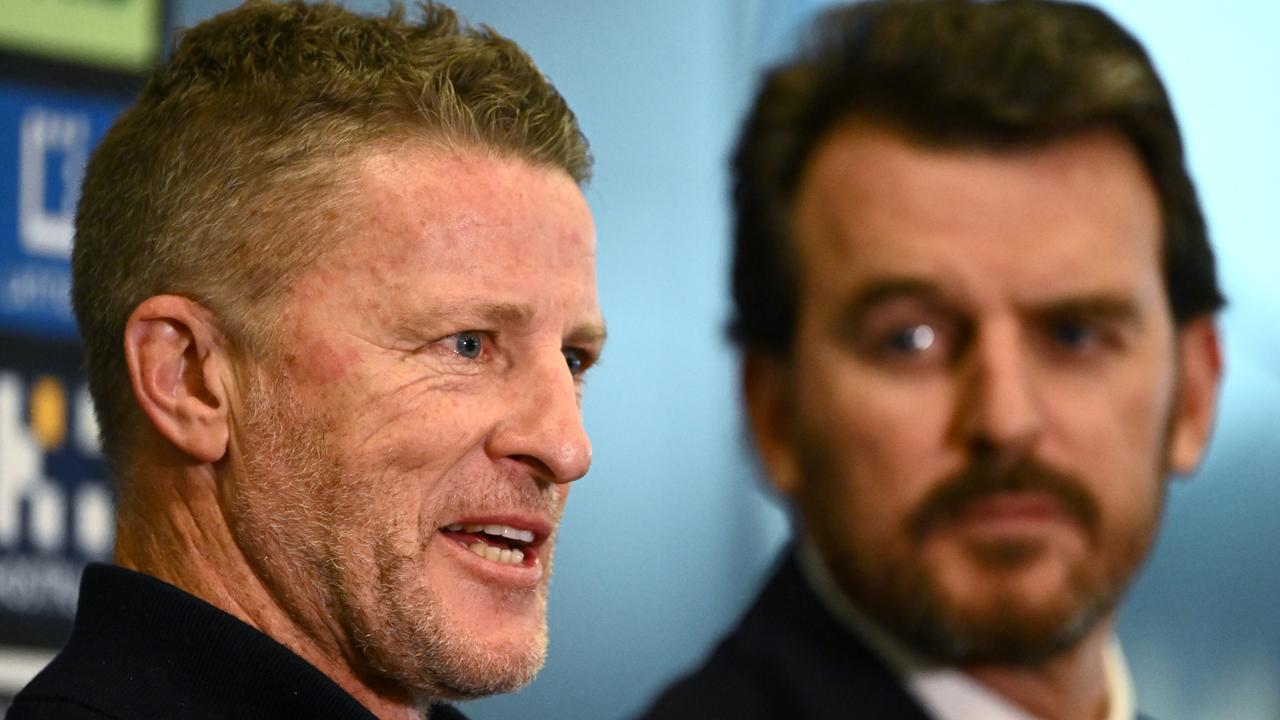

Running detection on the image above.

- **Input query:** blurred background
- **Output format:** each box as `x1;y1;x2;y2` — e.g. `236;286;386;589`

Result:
0;1;1275;718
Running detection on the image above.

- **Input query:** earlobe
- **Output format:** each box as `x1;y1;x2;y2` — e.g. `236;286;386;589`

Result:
1167;317;1223;476
743;352;802;497
124;295;233;464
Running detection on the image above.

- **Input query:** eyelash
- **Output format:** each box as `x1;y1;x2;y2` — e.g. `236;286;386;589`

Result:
862;317;1119;368
1040;317;1125;356
439;331;490;361
436;331;597;378
860;320;957;365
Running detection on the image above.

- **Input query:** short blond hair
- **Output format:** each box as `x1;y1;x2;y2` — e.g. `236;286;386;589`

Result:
72;0;592;473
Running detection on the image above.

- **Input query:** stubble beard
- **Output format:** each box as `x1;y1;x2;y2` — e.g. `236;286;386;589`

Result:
231;374;551;704
798;438;1165;666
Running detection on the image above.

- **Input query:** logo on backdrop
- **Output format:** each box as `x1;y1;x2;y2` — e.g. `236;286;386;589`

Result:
0;81;126;647
18;109;88;260
0;357;111;622
0;80;126;342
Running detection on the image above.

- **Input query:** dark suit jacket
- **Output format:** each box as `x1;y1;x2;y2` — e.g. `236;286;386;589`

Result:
7;564;469;720
639;550;1155;720
638;551;933;719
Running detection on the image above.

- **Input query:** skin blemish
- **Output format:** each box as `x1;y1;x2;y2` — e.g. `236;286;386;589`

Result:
295;338;361;384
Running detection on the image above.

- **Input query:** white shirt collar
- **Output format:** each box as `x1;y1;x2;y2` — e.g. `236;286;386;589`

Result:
796;541;1136;720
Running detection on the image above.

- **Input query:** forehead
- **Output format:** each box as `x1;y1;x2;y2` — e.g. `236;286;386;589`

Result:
791;123;1164;307
356;144;595;272
289;142;599;318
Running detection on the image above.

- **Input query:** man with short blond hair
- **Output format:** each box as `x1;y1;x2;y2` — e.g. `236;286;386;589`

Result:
644;1;1221;719
11;3;604;719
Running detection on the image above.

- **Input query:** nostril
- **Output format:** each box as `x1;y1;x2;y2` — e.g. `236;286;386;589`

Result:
510;454;558;484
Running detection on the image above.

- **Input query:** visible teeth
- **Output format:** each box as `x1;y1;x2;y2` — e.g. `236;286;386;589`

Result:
505;527;535;543
481;524;535;543
448;522;535;544
464;541;527;565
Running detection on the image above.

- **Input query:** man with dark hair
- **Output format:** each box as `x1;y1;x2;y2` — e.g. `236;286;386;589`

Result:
643;1;1221;719
9;2;604;719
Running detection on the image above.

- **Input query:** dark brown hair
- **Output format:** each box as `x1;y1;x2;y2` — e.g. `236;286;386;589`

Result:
73;1;591;470
730;0;1223;354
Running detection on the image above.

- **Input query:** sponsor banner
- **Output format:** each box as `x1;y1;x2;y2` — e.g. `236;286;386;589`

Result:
0;80;129;341
0;0;162;74
0;331;111;651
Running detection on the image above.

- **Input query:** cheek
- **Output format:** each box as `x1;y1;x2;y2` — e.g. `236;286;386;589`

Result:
323;389;504;538
286;338;362;385
1043;357;1176;513
795;357;953;536
331;372;489;456
391;397;492;462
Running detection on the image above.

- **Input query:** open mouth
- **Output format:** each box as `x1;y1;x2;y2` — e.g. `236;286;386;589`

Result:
440;523;541;567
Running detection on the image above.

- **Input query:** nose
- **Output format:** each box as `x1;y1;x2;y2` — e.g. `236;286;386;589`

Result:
951;322;1044;462
486;353;592;484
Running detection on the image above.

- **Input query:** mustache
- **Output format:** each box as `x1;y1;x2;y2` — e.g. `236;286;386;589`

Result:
438;471;567;525
908;456;1099;541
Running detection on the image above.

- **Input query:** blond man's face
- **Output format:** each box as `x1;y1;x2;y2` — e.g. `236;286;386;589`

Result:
228;145;603;698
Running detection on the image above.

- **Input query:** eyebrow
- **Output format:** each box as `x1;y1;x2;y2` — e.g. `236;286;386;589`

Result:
402;301;607;345
1032;296;1143;326
401;302;532;331
838;277;952;329
566;321;608;348
838;277;1144;327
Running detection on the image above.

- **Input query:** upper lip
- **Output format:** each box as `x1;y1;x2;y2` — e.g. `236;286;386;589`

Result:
953;490;1071;520
439;515;552;547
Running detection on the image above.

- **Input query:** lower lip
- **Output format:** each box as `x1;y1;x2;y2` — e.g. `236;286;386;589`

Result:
438;532;545;589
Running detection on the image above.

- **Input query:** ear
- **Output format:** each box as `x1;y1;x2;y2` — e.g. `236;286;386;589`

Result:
1167;316;1223;475
123;295;235;464
743;351;802;497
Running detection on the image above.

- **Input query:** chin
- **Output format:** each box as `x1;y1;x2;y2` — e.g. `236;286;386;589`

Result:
904;553;1118;665
357;615;550;700
338;560;553;700
412;625;550;700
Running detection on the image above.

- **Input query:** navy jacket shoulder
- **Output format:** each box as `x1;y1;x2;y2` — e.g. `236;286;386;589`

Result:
638;552;931;720
639;550;1160;720
7;563;468;720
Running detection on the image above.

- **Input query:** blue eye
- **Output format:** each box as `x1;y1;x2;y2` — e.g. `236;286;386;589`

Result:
563;350;586;377
887;325;935;353
453;332;484;359
1050;321;1093;349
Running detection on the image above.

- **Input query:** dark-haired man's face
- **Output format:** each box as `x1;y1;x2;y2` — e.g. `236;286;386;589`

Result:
747;122;1220;662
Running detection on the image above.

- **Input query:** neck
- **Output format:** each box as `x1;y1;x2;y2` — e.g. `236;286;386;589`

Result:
962;625;1116;720
112;446;425;720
